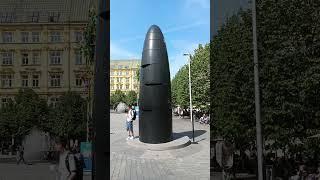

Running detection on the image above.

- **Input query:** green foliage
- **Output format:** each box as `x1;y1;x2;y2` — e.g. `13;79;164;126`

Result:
136;66;140;82
48;92;86;139
81;7;97;65
171;44;210;110
211;11;255;150
0;88;49;141
125;91;137;106
211;0;320;154
110;90;126;107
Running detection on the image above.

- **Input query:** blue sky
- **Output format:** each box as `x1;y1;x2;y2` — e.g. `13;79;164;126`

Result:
110;0;210;78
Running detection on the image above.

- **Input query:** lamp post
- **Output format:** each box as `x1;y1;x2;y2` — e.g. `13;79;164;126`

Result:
252;0;264;179
183;53;195;143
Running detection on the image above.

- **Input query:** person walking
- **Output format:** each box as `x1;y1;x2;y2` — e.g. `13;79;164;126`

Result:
54;137;77;180
17;145;26;165
126;105;135;140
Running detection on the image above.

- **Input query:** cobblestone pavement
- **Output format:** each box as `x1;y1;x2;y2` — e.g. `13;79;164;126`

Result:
0;163;91;180
110;112;210;180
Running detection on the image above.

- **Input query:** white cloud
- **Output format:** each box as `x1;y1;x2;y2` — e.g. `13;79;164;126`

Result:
110;41;140;60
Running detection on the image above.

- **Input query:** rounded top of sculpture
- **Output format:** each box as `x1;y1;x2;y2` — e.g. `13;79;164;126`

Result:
145;25;164;41
148;25;162;33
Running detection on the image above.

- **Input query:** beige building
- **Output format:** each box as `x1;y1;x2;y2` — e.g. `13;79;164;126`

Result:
0;0;96;108
110;60;140;94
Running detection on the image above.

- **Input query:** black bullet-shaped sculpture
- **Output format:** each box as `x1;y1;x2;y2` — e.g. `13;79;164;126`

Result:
139;25;172;144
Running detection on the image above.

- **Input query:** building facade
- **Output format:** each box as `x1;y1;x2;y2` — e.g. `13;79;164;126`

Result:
0;0;96;108
110;60;140;94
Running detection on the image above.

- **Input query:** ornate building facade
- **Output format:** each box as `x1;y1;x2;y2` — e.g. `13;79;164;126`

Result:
0;0;96;107
110;60;140;94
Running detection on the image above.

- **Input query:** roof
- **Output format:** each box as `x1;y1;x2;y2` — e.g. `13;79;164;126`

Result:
0;0;97;24
110;60;140;69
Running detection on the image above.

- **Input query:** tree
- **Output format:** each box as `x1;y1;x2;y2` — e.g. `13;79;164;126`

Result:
211;11;255;151
211;0;320;156
48;92;86;140
171;44;210;110
125;91;137;106
110;90;126;107
0;88;49;145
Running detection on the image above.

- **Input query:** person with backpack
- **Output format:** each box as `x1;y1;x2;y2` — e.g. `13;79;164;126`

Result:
126;105;136;140
54;137;78;180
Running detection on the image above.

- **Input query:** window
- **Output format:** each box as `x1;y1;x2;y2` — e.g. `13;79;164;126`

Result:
126;78;129;83
50;31;62;42
124;65;129;69
32;75;39;87
75;50;82;65
1;52;13;65
134;84;137;89
50;97;59;108
126;84;129;89
21;32;29;42
32;32;40;42
32;52;40;65
22;53;29;65
117;78;120;82
31;12;40;22
0;12;15;23
75;76;83;87
126;71;129;75
117;71;120;76
74;32;83;42
50;74;61;87
1;98;11;107
48;12;60;22
2;32;13;43
0;74;13;88
21;75;28;87
49;51;62;65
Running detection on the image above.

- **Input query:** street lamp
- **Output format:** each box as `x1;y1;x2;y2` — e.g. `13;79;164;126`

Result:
252;0;264;179
183;53;195;143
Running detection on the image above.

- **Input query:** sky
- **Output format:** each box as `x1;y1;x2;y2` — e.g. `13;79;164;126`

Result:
110;0;210;79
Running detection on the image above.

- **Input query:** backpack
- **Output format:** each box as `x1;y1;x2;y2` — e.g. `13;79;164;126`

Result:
65;152;85;180
131;109;136;120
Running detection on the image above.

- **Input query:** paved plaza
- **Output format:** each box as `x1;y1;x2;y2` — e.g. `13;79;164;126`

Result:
110;112;210;180
0;162;91;180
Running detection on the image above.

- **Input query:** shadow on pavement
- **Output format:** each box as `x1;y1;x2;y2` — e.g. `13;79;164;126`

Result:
173;130;207;140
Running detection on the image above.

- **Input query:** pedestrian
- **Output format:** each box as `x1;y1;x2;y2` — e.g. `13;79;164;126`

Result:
54;137;77;180
17;145;26;165
126;105;135;140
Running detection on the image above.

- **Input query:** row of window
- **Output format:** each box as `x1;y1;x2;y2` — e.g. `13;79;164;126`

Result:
110;77;133;83
111;84;138;90
0;50;84;65
1;31;82;43
110;65;131;69
0;73;85;88
1;11;62;23
1;97;61;108
110;70;131;76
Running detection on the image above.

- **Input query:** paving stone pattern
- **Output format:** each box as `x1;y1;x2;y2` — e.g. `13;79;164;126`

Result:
110;112;210;180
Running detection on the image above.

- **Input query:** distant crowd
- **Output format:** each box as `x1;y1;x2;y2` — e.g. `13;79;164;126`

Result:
173;106;210;124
